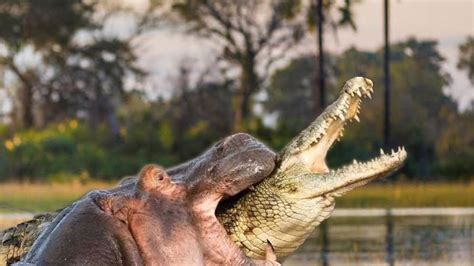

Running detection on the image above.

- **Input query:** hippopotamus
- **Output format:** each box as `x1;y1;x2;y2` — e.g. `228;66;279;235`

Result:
21;133;279;265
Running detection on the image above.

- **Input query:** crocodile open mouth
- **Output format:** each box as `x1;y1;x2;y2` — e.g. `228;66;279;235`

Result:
280;77;406;196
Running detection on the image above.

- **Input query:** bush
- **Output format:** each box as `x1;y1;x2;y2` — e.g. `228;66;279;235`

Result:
0;120;144;182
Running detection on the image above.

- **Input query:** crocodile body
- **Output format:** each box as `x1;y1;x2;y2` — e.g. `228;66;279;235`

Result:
217;78;406;259
1;77;406;263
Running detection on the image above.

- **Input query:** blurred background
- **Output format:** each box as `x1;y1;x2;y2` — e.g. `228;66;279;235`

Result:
0;0;473;265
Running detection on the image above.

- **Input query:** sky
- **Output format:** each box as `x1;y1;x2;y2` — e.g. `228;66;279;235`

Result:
134;0;474;111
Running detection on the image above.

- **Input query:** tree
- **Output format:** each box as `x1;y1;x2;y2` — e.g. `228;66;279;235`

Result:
264;54;335;133
337;39;456;178
118;62;234;165
42;39;144;141
457;36;474;85
436;109;474;180
0;0;160;140
0;0;95;128
173;0;357;131
163;62;234;159
173;0;309;131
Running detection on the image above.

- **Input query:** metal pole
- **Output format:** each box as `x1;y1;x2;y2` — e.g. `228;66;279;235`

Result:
383;0;391;148
317;0;325;112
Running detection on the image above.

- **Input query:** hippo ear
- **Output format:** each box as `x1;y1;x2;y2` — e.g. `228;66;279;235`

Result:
138;164;169;191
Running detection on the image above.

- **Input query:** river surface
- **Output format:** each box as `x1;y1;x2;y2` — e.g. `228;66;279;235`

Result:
284;208;474;265
1;208;473;265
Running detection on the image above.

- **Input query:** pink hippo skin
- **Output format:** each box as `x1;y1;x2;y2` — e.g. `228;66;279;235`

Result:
23;133;279;265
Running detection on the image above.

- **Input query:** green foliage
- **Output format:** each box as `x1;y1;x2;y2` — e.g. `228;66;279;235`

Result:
0;120;140;182
457;36;474;84
0;0;146;131
0;35;472;182
172;0;312;130
332;39;458;178
306;0;357;31
265;54;338;134
263;38;471;180
435;110;474;180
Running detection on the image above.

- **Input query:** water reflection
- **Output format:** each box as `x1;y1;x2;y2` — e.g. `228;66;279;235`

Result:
285;212;473;265
0;210;472;265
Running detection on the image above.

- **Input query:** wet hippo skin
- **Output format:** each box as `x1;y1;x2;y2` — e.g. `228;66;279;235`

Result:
21;133;278;265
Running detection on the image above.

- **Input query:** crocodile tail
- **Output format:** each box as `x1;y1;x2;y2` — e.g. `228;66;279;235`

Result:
1;213;56;264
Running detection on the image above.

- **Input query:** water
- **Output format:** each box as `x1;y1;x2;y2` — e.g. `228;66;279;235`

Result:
284;209;474;265
1;209;473;265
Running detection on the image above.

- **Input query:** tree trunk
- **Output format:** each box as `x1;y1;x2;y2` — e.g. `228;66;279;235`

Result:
8;60;36;128
20;85;35;128
233;55;258;132
94;90;122;144
104;99;122;143
233;89;251;132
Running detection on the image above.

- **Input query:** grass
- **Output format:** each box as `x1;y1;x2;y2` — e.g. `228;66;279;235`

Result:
0;181;114;213
0;182;473;213
337;182;474;208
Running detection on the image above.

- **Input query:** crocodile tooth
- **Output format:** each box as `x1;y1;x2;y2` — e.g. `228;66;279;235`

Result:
380;148;385;155
367;93;372;99
391;149;395;155
338;113;345;120
355;90;362;97
354;114;360;122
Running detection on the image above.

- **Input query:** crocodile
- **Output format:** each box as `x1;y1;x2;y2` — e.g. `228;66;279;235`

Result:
217;77;406;259
1;76;406;263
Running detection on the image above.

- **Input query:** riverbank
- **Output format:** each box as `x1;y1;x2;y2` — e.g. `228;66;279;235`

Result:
337;182;474;208
0;182;473;213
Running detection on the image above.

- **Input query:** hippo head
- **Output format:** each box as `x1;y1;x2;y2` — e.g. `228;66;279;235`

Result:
20;134;279;266
168;133;276;202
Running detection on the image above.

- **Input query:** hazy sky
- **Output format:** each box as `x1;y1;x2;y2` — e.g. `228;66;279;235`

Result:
135;0;474;110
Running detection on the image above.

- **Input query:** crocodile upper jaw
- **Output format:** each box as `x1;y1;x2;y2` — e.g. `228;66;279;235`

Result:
279;77;406;198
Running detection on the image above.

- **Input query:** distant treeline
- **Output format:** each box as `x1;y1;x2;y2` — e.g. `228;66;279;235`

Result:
1;38;473;182
0;1;473;182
